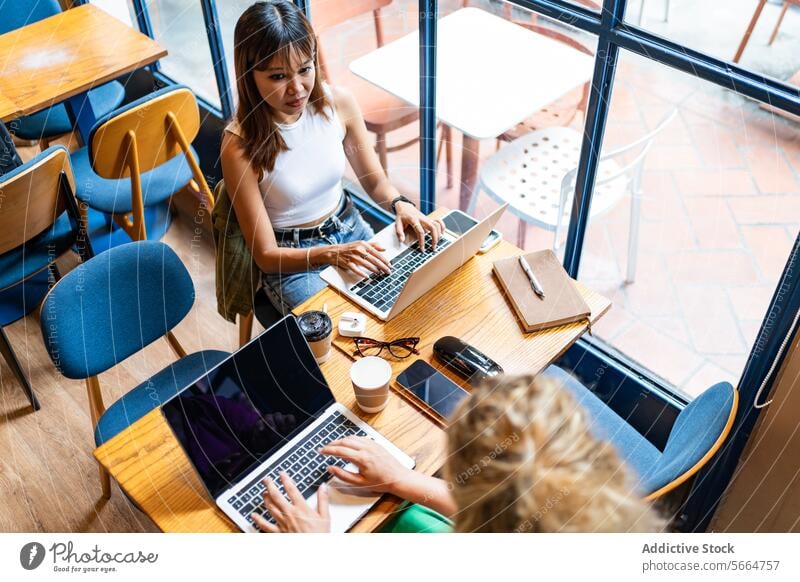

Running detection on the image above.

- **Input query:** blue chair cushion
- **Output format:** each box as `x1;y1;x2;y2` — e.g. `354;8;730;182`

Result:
0;212;74;291
1;121;23;173
642;381;735;492
541;366;736;495
9;82;126;140
41;241;197;378
70;143;198;214
0;0;61;35
94;349;230;445
542;366;662;493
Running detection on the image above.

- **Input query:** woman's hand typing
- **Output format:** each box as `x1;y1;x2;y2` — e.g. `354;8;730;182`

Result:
393;201;446;251
330;241;391;278
319;436;414;495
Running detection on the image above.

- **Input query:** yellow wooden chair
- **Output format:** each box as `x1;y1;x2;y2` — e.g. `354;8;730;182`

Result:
0;146;93;410
70;85;215;242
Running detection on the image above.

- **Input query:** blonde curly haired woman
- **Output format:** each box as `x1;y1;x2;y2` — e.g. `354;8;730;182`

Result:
253;373;664;533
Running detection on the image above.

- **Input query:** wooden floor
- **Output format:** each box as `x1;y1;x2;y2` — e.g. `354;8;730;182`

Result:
0;147;257;531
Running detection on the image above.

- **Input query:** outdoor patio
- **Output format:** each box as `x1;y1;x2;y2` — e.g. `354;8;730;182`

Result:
315;0;800;398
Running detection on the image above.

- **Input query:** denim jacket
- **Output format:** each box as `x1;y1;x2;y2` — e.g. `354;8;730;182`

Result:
212;180;259;322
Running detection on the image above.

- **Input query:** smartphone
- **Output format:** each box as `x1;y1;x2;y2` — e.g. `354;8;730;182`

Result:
442;209;478;236
442;210;502;254
395;359;468;421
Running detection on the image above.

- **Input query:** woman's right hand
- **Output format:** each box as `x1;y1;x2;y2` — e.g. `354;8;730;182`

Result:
320;436;413;495
331;241;391;277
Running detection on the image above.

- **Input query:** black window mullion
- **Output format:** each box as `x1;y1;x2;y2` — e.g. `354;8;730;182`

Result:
562;0;626;277
419;0;438;214
510;0;602;35
610;25;800;116
200;0;234;119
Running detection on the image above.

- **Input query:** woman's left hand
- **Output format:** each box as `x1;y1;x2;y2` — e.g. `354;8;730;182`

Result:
394;201;446;251
252;473;331;533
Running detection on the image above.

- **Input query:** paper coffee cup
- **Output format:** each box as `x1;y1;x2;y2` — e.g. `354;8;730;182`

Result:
297;310;333;364
350;356;392;413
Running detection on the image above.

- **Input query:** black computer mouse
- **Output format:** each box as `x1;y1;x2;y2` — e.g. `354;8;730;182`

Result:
433;336;504;384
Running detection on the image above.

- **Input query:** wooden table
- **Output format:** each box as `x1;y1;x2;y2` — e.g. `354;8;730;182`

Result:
349;7;594;210
0;4;166;138
94;225;610;533
0;89;21;121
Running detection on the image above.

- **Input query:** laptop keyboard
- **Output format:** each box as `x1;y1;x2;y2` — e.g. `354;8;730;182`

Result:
227;411;368;528
350;233;451;311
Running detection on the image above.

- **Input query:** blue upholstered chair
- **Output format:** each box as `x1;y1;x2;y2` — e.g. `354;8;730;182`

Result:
0;122;23;173
40;241;229;498
0;146;93;411
71;85;214;244
542;365;738;500
1;0;125;145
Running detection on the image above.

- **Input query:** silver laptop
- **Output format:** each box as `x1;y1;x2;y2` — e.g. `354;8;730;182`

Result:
321;205;508;321
161;315;414;533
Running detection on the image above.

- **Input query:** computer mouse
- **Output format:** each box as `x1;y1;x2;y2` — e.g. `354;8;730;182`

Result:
433;336;504;384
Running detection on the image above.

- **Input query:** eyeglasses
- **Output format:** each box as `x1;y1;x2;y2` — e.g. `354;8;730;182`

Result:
352;337;420;359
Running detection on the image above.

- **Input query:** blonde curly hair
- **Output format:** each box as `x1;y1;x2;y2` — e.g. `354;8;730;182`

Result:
444;373;665;533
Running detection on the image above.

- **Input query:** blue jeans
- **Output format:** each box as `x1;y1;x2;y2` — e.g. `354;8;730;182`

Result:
262;205;375;314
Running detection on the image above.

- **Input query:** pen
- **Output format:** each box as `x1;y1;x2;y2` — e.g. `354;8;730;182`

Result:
518;255;545;299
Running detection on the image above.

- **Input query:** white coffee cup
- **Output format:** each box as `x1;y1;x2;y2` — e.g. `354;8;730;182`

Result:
350;356;392;413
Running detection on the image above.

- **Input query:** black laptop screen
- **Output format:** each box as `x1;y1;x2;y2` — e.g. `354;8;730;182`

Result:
161;316;334;498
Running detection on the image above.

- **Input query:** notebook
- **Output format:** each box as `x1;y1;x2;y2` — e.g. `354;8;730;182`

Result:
492;250;591;333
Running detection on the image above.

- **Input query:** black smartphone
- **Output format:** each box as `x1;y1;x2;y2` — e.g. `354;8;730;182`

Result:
395;359;468;421
443;210;502;253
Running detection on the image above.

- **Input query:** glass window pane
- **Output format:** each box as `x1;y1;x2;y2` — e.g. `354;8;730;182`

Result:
625;0;800;85
311;0;421;201
443;0;598;248
577;49;798;400
92;0;136;28
147;0;219;108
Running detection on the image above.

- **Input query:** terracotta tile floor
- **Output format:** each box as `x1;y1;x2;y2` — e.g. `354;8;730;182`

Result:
325;0;799;398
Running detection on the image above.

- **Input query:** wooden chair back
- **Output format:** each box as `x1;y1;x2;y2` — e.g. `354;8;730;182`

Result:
310;0;392;34
310;0;393;81
0;147;75;255
89;87;213;240
90;87;200;179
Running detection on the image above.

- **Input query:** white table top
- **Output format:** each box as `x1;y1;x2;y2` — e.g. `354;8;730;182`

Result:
350;7;595;140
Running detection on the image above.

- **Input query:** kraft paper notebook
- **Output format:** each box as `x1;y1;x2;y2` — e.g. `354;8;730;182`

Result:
492;250;590;333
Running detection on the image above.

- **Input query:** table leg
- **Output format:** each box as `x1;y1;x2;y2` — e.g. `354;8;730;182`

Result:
732;0;768;64
65;91;99;143
459;134;480;211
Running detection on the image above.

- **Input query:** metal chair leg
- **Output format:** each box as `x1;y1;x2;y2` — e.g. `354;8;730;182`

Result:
626;189;643;284
517;218;528;249
0;327;40;411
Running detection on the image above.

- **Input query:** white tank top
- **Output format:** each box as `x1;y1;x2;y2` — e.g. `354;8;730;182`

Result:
225;92;346;229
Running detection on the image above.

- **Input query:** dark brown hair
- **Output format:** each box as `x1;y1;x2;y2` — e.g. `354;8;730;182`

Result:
233;1;330;173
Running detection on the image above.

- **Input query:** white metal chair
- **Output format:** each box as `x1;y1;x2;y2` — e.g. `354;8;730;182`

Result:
638;0;671;26
468;110;676;283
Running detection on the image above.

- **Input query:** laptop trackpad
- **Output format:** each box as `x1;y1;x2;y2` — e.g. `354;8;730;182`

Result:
301;478;378;531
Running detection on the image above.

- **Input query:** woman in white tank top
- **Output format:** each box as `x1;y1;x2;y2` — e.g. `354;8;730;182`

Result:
220;1;444;314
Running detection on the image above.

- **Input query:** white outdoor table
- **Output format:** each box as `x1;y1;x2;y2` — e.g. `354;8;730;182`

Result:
350;7;595;209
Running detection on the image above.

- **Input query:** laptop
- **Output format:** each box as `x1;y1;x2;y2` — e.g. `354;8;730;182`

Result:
321;205;508;321
160;315;415;533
